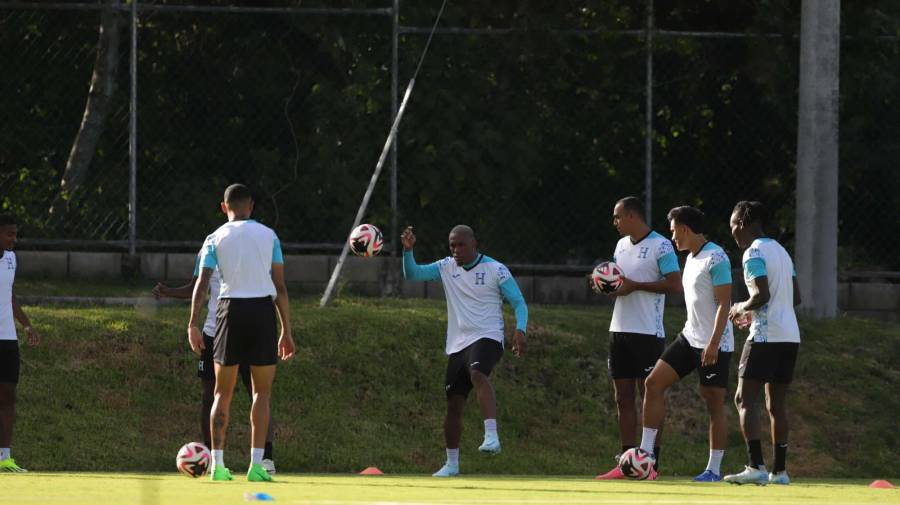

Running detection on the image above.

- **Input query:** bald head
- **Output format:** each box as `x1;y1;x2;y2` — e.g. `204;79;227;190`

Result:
448;224;478;266
450;224;475;240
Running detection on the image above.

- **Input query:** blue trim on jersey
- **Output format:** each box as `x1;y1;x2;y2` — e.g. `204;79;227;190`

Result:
500;278;528;333
710;257;732;286
193;254;201;277
201;244;218;269
402;250;441;281
272;237;284;264
658;252;679;276
744;257;767;279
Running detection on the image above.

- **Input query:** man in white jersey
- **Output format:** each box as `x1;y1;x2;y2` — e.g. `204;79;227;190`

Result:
153;250;277;474
724;201;801;486
597;196;681;480
0;215;40;473
401;224;528;477
637;206;733;483
188;184;295;482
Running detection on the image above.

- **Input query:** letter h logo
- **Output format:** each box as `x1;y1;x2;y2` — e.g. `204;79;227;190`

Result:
475;272;486;285
638;247;649;259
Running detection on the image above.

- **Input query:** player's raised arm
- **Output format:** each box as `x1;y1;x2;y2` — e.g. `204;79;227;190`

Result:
401;226;441;281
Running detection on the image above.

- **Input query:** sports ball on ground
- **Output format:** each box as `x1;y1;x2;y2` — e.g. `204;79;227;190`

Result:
349;224;384;257
176;442;210;478
591;261;624;294
618;447;655;480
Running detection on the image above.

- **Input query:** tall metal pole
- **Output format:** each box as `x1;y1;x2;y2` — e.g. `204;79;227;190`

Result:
796;0;840;318
128;0;138;257
390;0;399;256
643;0;654;225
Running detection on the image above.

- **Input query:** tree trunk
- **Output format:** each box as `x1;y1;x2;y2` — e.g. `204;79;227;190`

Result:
49;0;123;217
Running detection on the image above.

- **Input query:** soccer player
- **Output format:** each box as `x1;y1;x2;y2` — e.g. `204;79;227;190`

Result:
637;206;733;482
596;196;681;480
723;201;801;486
188;184;295;482
153;257;277;474
401;224;527;477
0;215;40;473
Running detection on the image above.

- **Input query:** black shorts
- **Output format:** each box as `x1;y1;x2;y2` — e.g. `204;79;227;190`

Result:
0;340;20;384
660;333;732;388
739;340;799;384
608;332;665;380
198;333;252;382
214;297;278;367
445;338;504;398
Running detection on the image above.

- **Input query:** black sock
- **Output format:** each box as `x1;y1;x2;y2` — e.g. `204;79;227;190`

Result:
748;440;765;469
653;446;661;471
774;443;788;473
264;441;273;460
621;444;635;455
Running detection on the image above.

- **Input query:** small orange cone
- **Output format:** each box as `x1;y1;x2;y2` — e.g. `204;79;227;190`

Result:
359;466;384;475
869;480;895;489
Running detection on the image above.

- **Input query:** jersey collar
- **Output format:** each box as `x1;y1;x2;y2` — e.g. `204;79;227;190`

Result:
630;230;652;245
462;253;484;271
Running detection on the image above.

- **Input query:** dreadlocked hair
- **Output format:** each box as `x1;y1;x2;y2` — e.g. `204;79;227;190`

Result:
732;201;767;226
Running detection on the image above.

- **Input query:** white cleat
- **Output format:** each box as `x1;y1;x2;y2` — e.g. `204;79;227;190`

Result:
432;463;460;477
724;466;769;486
769;471;790;485
478;435;501;455
261;458;276;475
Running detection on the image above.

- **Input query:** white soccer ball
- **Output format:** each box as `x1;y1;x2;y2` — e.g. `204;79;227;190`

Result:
349;224;384;257
618;447;656;480
176;442;210;478
591;261;624;294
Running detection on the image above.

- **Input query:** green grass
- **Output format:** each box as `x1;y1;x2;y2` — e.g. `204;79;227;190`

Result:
3;474;896;505
10;288;900;478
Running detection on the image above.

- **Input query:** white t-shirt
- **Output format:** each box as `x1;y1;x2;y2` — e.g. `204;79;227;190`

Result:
743;238;800;343
200;219;283;299
193;252;221;337
0;251;16;341
609;231;680;338
681;242;734;351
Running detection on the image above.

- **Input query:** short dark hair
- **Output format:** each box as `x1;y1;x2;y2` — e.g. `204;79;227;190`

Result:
0;215;17;227
224;183;252;204
732;200;767;226
667;206;706;234
616;196;644;219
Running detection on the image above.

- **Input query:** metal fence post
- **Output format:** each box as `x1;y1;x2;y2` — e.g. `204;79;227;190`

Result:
644;0;654;225
128;0;138;259
390;0;400;256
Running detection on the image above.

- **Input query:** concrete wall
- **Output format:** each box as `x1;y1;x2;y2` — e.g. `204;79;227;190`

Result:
13;251;900;322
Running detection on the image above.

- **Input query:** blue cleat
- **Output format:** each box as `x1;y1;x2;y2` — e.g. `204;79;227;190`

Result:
693;469;722;482
432;462;459;477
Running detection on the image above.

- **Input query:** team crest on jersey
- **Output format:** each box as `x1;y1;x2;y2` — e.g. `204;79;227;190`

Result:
475;272;486;285
496;265;510;282
709;250;728;267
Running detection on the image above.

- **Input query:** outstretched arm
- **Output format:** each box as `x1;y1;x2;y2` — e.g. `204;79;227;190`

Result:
400;226;441;281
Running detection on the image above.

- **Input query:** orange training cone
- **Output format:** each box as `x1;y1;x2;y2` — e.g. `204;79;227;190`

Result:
869;480;895;489
359;466;384;475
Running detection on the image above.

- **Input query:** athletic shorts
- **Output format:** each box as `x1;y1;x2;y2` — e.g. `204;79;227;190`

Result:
445;338;504;398
738;340;799;384
0;340;20;384
198;333;252;382
660;333;732;388
214;297;278;367
607;332;665;380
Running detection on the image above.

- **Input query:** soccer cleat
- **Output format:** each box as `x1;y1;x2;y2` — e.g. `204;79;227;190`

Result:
0;458;27;473
646;468;658;481
769;471;790;485
724;466;768;486
594;465;626;480
261;458;276;475
247;463;273;482
693;469;722;482
432;463;460;477
478;433;501;455
210;466;234;481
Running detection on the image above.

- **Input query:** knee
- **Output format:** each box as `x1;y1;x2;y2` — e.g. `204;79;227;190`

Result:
644;374;666;396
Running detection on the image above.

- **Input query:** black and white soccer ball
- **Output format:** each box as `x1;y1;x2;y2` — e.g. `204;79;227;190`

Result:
618;447;655;480
591;261;624;294
349;224;384;257
176;442;210;478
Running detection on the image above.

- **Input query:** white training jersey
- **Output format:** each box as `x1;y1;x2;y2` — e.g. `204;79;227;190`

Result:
743;238;800;343
0;251;16;341
193;252;221;337
609;231;680;338
681;242;734;351
200;219;284;299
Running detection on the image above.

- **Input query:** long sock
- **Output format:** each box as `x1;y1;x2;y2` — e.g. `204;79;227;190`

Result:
446;448;459;466
747;440;765;470
639;427;657;454
264;441;273;460
250;448;264;466
484;419;498;437
0;448;9;460
773;443;788;473
212;449;225;469
653;445;661;471
706;449;725;475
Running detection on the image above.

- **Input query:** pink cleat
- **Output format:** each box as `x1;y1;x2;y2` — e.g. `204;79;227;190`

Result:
595;466;626;480
646;468;658;480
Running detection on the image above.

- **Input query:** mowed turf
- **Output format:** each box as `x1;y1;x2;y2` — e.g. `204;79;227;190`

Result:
2;473;896;505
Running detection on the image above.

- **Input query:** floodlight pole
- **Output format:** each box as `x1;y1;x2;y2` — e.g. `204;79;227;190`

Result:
128;0;138;258
643;0;654;225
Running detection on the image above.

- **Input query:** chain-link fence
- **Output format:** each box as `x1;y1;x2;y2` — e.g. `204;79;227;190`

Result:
0;1;898;270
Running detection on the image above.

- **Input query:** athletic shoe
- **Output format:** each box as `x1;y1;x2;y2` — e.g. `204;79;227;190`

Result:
210;466;234;481
768;471;790;485
0;458;27;473
432;463;460;477
693;469;722;482
261;458;276;475
724;466;768;486
595;465;626;480
248;463;273;482
478;434;501;455
646;468;658;481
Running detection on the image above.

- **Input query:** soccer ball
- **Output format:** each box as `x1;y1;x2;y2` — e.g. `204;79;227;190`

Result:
618;447;656;480
591;261;623;294
176;442;210;478
349;224;384;257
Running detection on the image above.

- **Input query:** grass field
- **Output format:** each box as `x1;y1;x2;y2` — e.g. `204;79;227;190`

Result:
3;473;896;505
